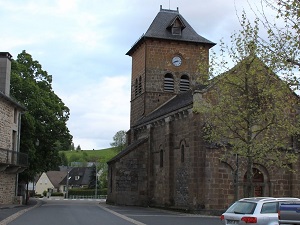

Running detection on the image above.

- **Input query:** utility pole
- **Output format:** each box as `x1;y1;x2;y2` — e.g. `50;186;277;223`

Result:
95;164;98;199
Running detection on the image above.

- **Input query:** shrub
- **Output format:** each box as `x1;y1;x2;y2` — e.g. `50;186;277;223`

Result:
51;192;64;196
68;188;107;196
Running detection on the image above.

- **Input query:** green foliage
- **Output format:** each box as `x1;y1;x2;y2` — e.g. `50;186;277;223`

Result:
62;147;118;164
59;152;68;166
243;0;299;79
68;188;107;196
110;130;126;152
10;50;73;180
51;192;64;196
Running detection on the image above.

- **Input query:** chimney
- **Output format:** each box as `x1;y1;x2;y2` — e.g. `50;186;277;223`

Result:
0;52;12;96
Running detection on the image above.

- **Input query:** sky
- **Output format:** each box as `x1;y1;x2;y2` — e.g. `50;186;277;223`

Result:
0;0;275;150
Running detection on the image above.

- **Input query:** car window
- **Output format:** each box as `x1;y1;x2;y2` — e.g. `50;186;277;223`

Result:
261;202;277;213
226;201;257;214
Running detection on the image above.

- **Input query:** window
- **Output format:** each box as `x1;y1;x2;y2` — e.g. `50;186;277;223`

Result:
171;18;183;35
226;201;256;214
181;145;185;163
164;73;174;92
180;75;190;92
13;108;18;123
160;150;164;168
75;176;80;180
261;202;277;213
12;131;17;152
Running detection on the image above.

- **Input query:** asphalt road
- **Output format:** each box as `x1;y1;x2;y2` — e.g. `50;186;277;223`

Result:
6;199;224;225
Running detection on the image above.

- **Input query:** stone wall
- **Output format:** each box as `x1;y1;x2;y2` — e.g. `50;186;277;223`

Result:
0;173;16;204
107;139;149;206
0;98;13;151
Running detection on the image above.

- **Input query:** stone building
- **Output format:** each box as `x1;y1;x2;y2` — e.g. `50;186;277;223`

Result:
0;52;27;204
107;7;300;212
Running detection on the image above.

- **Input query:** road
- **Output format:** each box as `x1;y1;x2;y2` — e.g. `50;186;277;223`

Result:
8;199;224;225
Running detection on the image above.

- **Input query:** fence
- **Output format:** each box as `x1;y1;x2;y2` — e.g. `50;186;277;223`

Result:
68;195;107;200
0;148;28;167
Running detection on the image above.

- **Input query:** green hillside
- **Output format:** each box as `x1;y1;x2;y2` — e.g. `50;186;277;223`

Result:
61;147;118;163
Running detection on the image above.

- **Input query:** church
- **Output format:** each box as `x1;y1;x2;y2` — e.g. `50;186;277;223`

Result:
106;6;300;213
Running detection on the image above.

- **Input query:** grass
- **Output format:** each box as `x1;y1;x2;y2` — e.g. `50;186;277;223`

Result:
61;147;118;163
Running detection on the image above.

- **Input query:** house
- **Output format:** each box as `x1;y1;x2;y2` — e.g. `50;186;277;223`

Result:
0;52;27;204
60;167;93;189
35;167;94;196
106;6;300;213
35;171;67;195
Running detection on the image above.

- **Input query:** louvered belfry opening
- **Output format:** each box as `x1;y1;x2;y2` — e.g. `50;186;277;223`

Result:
138;76;142;94
135;78;138;96
164;73;174;92
180;75;189;92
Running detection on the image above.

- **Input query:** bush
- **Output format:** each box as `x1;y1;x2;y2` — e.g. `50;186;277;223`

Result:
51;192;64;196
68;188;107;196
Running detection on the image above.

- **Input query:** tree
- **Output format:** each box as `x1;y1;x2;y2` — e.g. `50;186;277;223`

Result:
10;50;73;181
59;151;68;166
194;13;300;197
244;0;299;77
88;164;97;189
110;130;126;152
76;145;81;151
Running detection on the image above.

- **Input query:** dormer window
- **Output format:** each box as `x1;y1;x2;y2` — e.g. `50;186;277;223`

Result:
168;16;186;36
75;176;80;180
172;19;182;35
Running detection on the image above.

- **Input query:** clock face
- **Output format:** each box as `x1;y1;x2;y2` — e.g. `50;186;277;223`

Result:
172;56;182;67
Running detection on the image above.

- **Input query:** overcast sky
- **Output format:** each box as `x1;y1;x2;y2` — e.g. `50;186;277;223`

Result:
0;0;274;150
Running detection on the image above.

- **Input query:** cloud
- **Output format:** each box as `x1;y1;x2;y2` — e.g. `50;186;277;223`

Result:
55;76;130;149
0;0;279;149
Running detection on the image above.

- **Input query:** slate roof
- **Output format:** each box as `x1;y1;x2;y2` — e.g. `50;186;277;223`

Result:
126;7;215;55
60;167;93;186
134;90;194;127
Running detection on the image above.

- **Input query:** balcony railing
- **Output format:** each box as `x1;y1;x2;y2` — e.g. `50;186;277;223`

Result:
0;148;28;167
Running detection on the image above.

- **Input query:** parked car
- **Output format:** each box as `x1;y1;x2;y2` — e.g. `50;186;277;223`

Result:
278;201;300;224
220;197;300;225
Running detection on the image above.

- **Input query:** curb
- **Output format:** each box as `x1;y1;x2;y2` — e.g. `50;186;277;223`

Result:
0;200;42;225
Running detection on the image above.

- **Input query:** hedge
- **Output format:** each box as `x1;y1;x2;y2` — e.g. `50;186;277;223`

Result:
68;188;107;196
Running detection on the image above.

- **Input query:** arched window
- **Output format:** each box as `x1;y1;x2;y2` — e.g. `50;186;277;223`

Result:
138;76;142;94
181;145;185;163
135;78;138;96
160;149;164;168
180;75;190;92
164;73;174;92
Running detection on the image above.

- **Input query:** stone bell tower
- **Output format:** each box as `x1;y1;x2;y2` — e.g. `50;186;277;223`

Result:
126;6;215;127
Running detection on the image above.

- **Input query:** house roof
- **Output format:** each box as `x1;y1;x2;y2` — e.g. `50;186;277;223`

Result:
126;7;215;56
60;167;93;186
46;171;67;188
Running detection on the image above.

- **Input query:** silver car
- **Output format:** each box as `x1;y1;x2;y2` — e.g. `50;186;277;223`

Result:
221;197;300;225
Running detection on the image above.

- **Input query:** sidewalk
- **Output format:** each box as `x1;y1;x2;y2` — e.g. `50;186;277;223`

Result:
0;199;40;224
